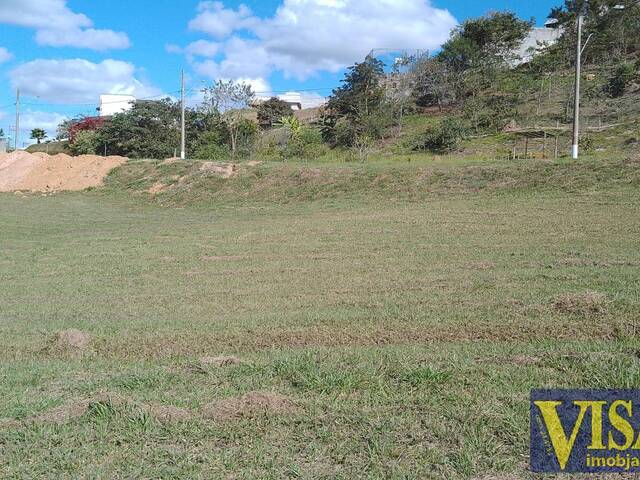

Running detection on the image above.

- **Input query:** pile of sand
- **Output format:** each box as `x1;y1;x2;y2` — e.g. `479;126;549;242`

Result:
0;151;127;192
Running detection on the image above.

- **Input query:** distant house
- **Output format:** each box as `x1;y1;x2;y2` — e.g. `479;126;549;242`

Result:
98;94;136;117
512;23;563;65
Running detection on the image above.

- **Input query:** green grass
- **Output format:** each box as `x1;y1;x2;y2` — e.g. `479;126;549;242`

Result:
1;157;639;478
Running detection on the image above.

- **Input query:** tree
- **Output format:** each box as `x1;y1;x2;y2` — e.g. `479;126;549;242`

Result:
257;97;293;128
0;128;5;138
201;80;255;157
70;130;99;155
411;57;460;110
322;56;388;146
56;118;78;141
438;12;534;72
96;99;182;159
30;128;47;144
548;0;640;62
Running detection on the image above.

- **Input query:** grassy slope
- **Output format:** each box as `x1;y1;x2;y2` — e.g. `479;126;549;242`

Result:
25;140;71;155
0;158;639;478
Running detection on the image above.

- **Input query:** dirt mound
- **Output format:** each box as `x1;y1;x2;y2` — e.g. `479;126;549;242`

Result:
203;391;298;421
0;151;126;192
145;404;193;423
552;291;609;316
47;329;91;355
199;356;242;367
200;162;237;178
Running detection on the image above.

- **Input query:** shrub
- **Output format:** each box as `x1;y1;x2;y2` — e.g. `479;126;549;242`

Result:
606;63;637;98
234;119;258;158
70;130;99;155
257;98;293;128
285;127;327;160
419;118;467;154
193;130;230;160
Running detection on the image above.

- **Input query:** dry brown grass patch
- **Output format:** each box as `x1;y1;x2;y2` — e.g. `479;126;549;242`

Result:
552;291;609;316
465;261;496;270
45;329;92;356
199;356;242;367
145;404;193;423
202;391;298;421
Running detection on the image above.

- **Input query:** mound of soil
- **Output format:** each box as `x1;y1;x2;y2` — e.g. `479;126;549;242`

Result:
46;329;91;356
199;356;242;367
553;291;609;316
0;151;126;192
203;391;298;421
145;404;193;423
200;162;237;178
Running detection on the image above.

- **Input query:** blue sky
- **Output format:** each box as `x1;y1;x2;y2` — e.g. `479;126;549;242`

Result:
0;0;560;145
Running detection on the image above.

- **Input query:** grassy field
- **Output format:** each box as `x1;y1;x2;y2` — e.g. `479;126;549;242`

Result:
1;156;639;478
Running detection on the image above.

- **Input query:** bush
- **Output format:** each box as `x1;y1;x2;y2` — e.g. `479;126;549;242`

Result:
606;63;637;98
234;119;258;158
70;130;99;155
257;98;293;128
419;118;467;154
285;127;327;160
192;130;230;160
580;135;595;154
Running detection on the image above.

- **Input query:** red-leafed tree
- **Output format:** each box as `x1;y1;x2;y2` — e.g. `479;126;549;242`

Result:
68;117;107;143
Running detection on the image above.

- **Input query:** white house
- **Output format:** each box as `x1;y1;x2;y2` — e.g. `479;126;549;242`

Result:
513;25;563;65
98;94;136;117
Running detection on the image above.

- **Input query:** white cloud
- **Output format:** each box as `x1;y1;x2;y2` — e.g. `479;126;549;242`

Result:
0;0;130;50
10;59;161;104
186;0;457;80
188;1;258;39
0;47;12;64
35;28;130;50
237;77;272;94
21;111;68;137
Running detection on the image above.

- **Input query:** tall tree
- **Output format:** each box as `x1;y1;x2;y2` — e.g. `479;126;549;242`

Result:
257;97;293;128
438;12;534;71
410;57;460;110
548;0;640;61
322;56;388;146
30;128;47;144
201;80;255;157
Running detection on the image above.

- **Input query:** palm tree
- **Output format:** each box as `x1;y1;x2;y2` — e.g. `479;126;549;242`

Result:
30;128;47;144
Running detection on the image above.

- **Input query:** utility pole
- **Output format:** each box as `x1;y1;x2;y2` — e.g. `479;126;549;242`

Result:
15;88;20;151
571;7;584;159
180;70;186;160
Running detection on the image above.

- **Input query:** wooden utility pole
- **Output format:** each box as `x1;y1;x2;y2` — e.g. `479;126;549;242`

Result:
180;70;186;160
15;88;20;151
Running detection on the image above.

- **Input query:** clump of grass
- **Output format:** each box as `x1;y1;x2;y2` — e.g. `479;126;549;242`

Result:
552;291;609;316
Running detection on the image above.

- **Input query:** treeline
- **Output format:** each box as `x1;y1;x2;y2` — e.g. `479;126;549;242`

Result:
60;0;640;160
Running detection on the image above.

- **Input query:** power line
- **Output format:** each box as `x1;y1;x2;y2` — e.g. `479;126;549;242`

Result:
18;90;183;108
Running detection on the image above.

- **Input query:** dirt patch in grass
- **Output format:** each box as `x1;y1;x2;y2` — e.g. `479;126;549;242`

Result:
0;418;21;429
200;162;237;178
558;257;638;268
552;291;609;316
29;392;127;425
201;255;244;262
147;182;166;194
200;356;242;367
145;404;193;423
202;391;298;421
45;329;91;356
464;261;496;270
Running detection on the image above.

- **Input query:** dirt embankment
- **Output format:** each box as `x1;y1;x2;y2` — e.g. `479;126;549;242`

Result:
0;151;127;192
